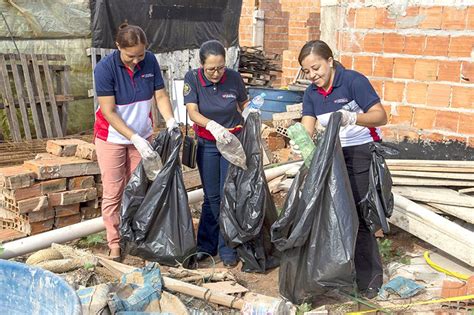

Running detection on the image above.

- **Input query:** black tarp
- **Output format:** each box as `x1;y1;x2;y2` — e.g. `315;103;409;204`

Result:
90;0;242;52
271;112;358;304
220;112;280;273
120;128;196;266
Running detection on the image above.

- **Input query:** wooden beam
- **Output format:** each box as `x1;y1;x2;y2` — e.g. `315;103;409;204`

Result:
392;176;474;187
427;203;474;224
390;170;474;181
393;186;474;208
386;160;474;168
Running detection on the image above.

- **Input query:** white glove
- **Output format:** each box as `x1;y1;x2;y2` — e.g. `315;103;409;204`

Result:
242;107;259;121
205;120;232;144
130;134;157;160
337;109;357;127
166;117;178;131
289;140;301;157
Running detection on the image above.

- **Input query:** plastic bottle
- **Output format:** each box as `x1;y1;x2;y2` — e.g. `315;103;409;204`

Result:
142;154;163;181
242;92;266;119
216;134;247;170
287;123;316;168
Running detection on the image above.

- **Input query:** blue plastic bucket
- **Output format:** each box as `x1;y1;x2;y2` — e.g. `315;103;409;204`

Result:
0;259;82;315
248;87;304;120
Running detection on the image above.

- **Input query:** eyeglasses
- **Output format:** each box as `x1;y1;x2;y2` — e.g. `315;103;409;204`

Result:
204;65;226;74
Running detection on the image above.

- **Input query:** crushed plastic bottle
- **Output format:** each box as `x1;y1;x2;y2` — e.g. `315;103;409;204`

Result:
216;133;247;170
287;122;316;167
142;153;163;181
242;92;266;119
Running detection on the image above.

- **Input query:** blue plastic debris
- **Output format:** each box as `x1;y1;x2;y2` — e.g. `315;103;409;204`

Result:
378;276;425;300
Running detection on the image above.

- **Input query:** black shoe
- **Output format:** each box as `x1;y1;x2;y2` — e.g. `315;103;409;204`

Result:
360;287;379;300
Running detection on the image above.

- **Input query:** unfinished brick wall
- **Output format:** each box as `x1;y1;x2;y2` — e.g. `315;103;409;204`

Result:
239;0;321;86
336;2;474;146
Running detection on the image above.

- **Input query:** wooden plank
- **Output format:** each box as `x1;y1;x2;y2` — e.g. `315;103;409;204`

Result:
459;188;474;194
390;170;474;181
391;194;474;266
202;281;249;295
89;48;98;111
392;176;474;187
60;69;70;135
0;55;22;141
9;54;32;140
388;165;474;173
42;54;63;137
427;202;474;224
0;94;73;109
30;54;53;137
392;186;474;208
5;54;66;61
386;160;474;168
20;54;43;138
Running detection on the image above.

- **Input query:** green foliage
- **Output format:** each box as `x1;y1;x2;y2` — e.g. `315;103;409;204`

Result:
377;238;410;264
83;262;95;271
0;242;4;256
78;232;106;247
296;302;312;315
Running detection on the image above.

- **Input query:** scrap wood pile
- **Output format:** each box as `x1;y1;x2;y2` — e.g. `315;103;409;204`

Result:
239;46;282;87
0;139;102;242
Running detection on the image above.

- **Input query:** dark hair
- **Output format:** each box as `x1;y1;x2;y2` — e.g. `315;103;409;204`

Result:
199;40;226;64
298;40;342;67
115;22;148;48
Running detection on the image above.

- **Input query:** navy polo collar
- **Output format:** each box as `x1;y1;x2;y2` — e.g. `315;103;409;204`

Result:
198;68;228;87
114;50;143;71
311;64;344;91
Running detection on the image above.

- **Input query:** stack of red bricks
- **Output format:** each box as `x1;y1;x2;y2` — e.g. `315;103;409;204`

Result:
0;139;102;242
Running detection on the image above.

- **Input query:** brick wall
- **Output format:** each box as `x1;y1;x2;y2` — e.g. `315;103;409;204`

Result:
239;0;321;86
336;2;474;146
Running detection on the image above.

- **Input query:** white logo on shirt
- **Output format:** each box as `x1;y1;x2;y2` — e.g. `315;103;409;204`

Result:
334;98;349;103
141;73;154;78
222;93;237;99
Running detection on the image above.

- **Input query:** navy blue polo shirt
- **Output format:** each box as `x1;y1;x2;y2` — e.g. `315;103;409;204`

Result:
94;50;164;144
183;68;247;140
302;65;382;147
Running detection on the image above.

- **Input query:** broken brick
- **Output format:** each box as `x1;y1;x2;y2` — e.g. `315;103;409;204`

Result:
24;155;100;180
0;166;35;189
68;176;95;190
75;142;97;161
49;188;97;206
46;139;89;157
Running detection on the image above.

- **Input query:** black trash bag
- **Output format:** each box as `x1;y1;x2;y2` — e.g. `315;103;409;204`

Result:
120;128;196;267
357;143;397;234
271;112;358;304
220;112;280;273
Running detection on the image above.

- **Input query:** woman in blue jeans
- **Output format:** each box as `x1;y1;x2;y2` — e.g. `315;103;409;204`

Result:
183;40;249;266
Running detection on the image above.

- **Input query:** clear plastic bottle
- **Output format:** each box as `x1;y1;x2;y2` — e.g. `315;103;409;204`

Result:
287;123;316;167
216;134;247;170
242;92;266;119
142;154;163;181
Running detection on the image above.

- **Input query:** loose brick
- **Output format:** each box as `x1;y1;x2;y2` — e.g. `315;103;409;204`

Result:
40;178;67;194
48;188;97;206
2;183;41;201
390;105;413;126
404;35;426;55
406;83;428;104
24;154;100;180
384;81;405;102
461;62;474;82
28;207;55;223
438;61;461;82
363;33;383;53
0;166;35;189
30;218;54;235
424;36;450;56
353;56;373;76
373;57;394;77
413;108;437;129
394;58;415;79
16;196;48;214
448;36;474;58
55;213;82;228
375;8;396;29
355;7;377;29
427;84;452;107
459;114;474;135
419;7;443;29
383;33;405;53
442;7;466;30
434;111;460;133
46;139;89;157
55;204;80;218
414;59;438;81
68;176;96;191
75;143;97;161
451;86;474;109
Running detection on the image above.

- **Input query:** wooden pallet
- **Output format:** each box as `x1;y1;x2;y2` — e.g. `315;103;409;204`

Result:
0;54;73;142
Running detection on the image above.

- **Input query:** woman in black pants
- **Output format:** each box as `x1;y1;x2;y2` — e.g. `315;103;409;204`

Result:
291;40;388;298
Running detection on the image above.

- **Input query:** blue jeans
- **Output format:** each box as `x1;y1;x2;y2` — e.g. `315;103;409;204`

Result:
196;137;237;263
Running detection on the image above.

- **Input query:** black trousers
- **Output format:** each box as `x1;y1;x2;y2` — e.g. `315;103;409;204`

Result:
343;142;384;291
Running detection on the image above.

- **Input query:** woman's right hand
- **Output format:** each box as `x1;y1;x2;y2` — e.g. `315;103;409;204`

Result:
130;134;157;160
205;120;232;144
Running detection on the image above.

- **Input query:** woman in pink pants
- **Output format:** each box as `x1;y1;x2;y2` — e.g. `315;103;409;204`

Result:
94;23;177;260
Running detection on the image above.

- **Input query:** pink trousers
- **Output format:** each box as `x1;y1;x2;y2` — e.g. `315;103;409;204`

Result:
95;138;142;249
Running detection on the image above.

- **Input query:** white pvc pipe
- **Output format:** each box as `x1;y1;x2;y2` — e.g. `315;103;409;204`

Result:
1;161;302;259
